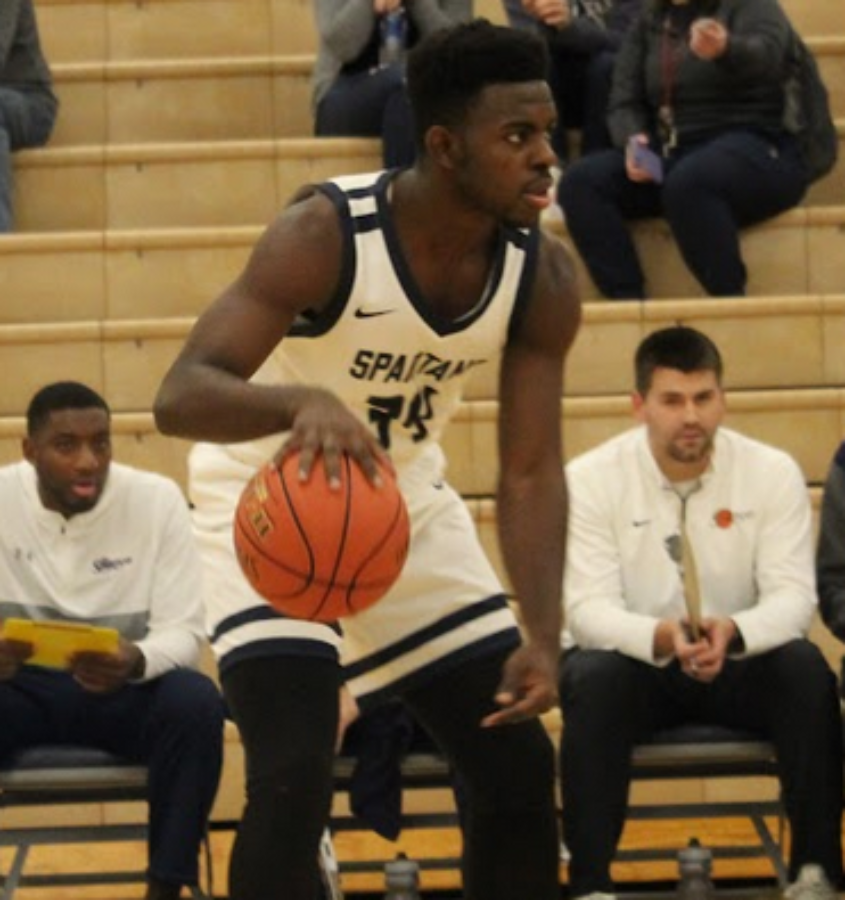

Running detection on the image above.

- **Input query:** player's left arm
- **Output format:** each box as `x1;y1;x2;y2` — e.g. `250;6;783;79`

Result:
482;230;581;727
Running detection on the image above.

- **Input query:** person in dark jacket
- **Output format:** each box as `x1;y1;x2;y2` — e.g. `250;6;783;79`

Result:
0;0;58;232
818;442;845;649
557;0;810;299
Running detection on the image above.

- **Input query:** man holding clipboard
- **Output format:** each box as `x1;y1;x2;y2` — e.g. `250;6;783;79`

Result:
0;382;224;900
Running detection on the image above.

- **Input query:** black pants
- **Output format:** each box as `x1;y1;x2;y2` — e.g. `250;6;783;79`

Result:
0;667;225;886
547;48;617;161
559;641;844;896
223;649;560;900
314;64;416;169
558;128;808;298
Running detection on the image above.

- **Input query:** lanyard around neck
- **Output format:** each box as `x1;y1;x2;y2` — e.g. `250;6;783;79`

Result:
658;19;686;154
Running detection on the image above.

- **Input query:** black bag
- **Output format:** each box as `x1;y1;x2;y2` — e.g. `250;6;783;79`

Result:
782;28;839;183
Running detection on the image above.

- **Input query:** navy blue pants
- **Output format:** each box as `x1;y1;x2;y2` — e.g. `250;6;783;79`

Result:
314;64;415;169
559;128;808;298
0;667;225;887
559;641;844;896
0;87;57;231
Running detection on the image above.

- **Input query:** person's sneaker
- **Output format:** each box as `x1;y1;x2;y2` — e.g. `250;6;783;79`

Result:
783;864;837;899
573;894;617;900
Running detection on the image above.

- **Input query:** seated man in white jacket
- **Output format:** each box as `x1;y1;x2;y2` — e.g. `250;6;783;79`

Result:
0;381;225;900
559;326;843;900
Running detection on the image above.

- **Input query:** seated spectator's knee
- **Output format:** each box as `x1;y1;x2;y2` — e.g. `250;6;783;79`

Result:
561;649;639;708
766;639;838;696
153;669;226;737
558;152;620;210
558;162;593;209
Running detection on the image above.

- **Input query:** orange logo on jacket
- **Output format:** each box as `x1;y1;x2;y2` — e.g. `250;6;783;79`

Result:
714;509;734;529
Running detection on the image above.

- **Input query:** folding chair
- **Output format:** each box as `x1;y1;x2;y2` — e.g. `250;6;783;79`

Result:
622;724;787;886
0;745;212;898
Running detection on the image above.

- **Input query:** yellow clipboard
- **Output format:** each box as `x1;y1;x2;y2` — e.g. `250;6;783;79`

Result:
2;618;119;669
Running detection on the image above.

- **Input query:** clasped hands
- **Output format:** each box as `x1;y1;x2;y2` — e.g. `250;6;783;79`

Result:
655;616;740;683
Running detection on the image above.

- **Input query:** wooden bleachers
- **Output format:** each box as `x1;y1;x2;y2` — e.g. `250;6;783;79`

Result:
0;0;842;887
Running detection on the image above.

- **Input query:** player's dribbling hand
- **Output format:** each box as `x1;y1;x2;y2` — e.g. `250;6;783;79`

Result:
281;387;390;490
481;643;558;727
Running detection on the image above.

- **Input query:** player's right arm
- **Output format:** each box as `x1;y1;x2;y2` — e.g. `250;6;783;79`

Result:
155;190;385;482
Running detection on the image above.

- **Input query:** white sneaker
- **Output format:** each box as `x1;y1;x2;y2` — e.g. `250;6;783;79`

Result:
783;864;837;899
573;894;617;900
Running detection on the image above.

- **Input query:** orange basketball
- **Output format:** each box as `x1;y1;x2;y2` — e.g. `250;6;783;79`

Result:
233;452;410;622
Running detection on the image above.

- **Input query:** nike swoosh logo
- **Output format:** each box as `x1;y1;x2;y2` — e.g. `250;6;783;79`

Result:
632;519;651;527
354;307;395;319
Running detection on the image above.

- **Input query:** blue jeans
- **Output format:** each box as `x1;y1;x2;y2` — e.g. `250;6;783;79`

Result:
314;65;415;169
0;666;225;886
0;87;57;232
559;128;809;298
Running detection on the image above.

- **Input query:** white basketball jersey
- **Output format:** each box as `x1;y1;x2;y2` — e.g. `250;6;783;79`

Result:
215;169;539;483
190;170;539;697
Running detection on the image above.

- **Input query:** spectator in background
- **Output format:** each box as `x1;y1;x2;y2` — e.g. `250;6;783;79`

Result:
0;1;58;233
312;0;471;168
558;0;809;299
0;382;225;900
559;327;843;900
818;441;845;654
503;0;642;162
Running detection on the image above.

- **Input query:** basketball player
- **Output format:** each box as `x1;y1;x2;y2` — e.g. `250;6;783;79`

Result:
155;20;580;900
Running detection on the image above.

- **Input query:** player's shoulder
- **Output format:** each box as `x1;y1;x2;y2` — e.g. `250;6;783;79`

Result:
523;227;581;339
536;225;575;267
534;227;579;295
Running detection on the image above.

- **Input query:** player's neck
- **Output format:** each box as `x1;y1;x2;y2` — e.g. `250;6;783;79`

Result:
392;169;499;256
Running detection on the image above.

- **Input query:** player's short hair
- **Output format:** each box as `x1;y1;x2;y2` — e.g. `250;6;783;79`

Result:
26;382;111;436
406;18;549;149
635;327;723;395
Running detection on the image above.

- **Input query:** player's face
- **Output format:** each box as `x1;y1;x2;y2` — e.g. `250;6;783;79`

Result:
23;408;112;517
449;81;558;228
632;368;725;480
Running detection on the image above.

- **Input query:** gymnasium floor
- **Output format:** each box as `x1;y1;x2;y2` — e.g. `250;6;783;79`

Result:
0;818;805;898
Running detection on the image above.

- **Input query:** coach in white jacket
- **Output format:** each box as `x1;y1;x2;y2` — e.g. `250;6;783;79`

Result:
559;326;843;900
0;382;224;900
